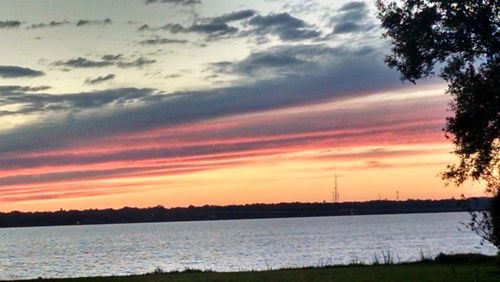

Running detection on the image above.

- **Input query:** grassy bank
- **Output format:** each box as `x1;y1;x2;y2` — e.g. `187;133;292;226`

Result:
14;254;500;282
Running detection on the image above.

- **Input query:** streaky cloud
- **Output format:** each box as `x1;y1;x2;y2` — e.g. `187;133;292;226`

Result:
0;44;402;155
209;9;257;23
29;20;70;29
330;1;375;34
210;44;376;78
116;57;156;68
144;10;320;42
0;85;51;93
84;74;116;85
53;55;155;69
160;22;237;39
139;37;188;45
0;87;159;116
0;65;44;78
101;54;124;61
0;95;447;188
248;13;321;41
53;57;113;68
338;1;366;11
76;18;111;27
0;20;21;28
144;0;201;5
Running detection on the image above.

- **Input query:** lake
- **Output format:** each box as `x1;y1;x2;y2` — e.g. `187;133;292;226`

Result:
0;212;497;280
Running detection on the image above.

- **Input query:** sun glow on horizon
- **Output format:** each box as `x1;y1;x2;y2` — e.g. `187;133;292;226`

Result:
0;0;485;213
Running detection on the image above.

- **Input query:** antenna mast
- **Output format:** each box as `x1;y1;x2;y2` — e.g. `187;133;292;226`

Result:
333;174;339;203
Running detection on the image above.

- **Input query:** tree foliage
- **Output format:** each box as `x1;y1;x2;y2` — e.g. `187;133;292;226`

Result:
464;193;500;247
377;0;499;246
376;0;499;190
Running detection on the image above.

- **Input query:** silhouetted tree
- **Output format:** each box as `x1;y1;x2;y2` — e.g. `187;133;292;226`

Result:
377;0;499;248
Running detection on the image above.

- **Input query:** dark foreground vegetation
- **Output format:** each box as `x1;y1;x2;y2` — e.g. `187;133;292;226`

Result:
15;254;500;282
0;198;490;228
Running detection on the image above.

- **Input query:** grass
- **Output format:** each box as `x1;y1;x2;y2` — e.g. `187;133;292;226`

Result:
15;254;500;282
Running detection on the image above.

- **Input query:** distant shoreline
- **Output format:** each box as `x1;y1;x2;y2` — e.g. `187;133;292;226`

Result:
0;209;478;229
0;198;490;229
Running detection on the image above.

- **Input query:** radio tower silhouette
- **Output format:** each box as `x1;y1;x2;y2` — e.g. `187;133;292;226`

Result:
332;174;340;203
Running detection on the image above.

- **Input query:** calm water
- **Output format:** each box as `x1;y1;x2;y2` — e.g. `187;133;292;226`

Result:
0;212;497;280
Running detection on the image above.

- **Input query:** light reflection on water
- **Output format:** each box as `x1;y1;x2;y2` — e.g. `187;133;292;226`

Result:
0;212;497;280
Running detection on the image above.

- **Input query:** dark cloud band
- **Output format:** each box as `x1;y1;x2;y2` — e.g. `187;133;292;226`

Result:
0;44;404;156
0;20;21;28
85;74;116;85
29;21;70;29
53;55;155;69
0;65;44;78
144;0;201;5
76;19;111;26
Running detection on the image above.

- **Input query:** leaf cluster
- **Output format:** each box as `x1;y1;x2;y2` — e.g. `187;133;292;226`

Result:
377;0;499;190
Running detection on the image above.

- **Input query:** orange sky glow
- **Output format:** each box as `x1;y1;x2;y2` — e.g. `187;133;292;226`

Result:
0;86;486;212
0;0;488;212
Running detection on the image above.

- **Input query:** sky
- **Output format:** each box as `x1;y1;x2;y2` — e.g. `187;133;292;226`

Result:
0;0;485;212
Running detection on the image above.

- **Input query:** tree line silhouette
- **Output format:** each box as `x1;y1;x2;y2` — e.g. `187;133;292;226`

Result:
0;198;490;228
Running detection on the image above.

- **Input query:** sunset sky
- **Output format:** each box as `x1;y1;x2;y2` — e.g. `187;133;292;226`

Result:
0;0;485;212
